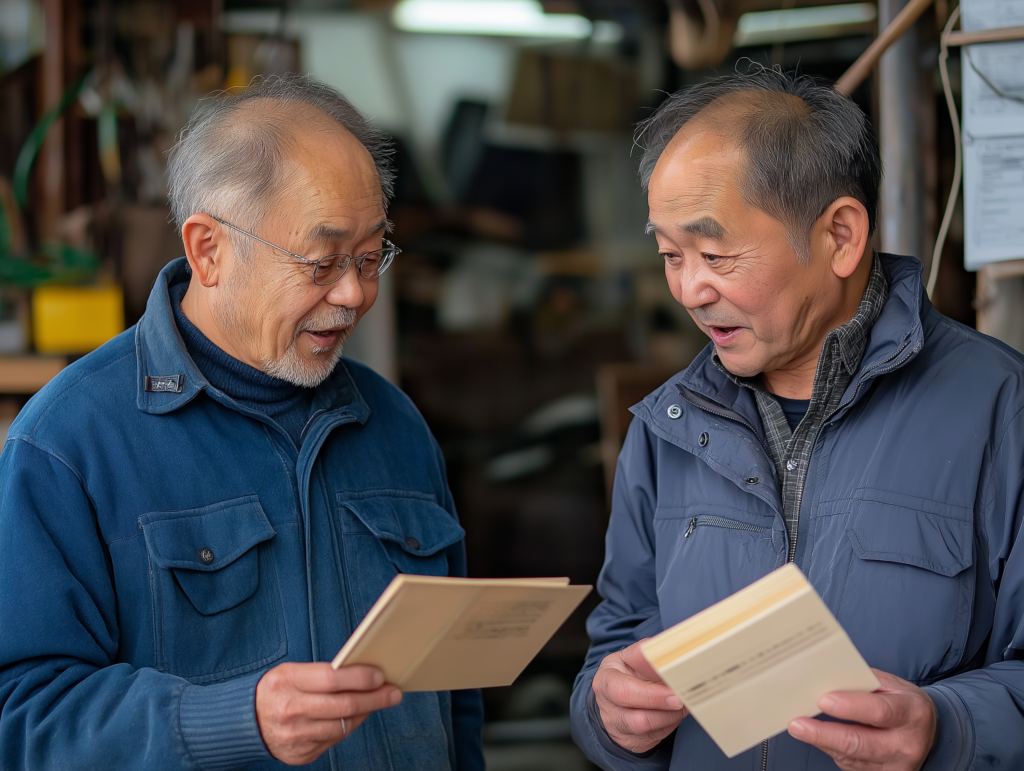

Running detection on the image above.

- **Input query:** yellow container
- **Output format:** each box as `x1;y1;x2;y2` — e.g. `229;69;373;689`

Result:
32;285;125;354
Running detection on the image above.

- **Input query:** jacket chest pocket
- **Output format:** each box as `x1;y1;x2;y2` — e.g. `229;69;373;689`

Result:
140;496;287;683
336;493;465;621
836;489;975;682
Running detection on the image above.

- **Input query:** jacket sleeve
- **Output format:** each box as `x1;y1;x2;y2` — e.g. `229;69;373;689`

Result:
570;417;674;770
918;405;1024;771
436;443;485;771
0;438;271;771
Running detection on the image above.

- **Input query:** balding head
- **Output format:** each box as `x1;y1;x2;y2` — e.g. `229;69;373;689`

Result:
637;68;880;262
168;74;394;239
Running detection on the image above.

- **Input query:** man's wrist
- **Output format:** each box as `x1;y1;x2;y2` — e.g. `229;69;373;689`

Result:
918;684;974;771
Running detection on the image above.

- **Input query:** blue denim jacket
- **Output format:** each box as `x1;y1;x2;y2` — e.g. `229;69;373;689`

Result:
572;254;1024;771
0;258;484;771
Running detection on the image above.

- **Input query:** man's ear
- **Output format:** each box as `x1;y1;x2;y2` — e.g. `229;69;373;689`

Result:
181;214;229;288
816;197;870;279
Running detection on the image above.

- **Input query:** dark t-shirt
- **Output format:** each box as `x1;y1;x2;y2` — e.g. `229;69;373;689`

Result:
774;394;811;432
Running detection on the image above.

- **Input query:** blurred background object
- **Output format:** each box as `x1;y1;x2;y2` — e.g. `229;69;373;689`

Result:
0;0;993;767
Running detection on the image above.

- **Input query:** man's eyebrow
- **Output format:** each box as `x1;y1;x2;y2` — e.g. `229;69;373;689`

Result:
679;217;726;240
305;219;391;244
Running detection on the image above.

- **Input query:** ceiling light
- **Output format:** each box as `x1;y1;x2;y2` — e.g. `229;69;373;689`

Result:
734;3;877;47
393;0;593;38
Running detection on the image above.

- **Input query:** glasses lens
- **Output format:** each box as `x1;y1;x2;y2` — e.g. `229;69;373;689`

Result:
312;257;344;285
358;248;395;279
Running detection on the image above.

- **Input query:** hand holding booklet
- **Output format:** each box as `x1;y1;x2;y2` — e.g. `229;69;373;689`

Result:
641;564;879;758
333;575;592;692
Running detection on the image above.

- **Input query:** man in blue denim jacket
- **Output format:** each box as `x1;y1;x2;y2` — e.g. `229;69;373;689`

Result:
571;71;1024;770
0;75;483;770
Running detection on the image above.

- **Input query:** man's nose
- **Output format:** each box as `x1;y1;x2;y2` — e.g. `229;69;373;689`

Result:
324;264;365;307
675;263;720;310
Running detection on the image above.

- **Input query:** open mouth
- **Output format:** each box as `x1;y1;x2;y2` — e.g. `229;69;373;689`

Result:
303;327;346;348
707;325;743;345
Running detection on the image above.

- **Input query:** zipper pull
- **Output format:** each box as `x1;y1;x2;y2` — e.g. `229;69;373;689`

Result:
685;517;697;538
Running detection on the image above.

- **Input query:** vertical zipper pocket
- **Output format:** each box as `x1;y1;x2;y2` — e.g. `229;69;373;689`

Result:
684;515;769;538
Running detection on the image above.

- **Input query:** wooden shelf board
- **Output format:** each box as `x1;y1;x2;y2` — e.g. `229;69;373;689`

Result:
0;356;69;393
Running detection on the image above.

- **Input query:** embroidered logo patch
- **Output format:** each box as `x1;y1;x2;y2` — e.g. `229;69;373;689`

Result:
145;374;184;394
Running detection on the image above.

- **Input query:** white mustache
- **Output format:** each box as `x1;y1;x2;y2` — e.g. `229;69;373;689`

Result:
296;307;357;336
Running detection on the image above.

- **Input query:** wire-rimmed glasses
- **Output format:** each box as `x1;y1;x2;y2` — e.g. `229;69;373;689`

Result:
212;216;400;285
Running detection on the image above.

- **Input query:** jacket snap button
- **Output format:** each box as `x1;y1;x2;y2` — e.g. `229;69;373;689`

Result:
667;404;682;419
405;536;421;550
698;432;709;447
198;547;215;565
745;477;759;485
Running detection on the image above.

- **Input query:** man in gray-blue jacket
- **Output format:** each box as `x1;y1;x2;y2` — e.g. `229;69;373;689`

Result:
571;70;1024;770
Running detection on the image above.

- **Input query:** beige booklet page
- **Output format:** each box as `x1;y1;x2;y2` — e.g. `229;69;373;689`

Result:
333;575;592;692
642;564;879;758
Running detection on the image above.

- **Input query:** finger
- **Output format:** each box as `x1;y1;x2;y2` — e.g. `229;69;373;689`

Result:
300;686;403;719
292;663;386;693
597;668;683;711
818;690;908;729
607;705;688;738
788;717;893;761
620;641;667;684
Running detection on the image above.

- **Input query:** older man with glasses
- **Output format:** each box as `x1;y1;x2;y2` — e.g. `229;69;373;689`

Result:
0;75;483;771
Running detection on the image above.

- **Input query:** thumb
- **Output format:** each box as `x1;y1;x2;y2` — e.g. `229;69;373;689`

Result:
621;640;665;684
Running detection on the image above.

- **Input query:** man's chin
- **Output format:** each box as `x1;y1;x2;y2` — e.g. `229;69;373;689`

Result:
714;347;764;379
262;343;346;388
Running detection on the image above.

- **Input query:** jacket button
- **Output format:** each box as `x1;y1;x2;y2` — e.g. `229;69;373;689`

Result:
698;432;709;447
667;404;682;419
405;536;421;550
745;477;759;485
198;547;215;565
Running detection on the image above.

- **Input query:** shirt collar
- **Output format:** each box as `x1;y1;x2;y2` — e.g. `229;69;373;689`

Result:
135;257;370;423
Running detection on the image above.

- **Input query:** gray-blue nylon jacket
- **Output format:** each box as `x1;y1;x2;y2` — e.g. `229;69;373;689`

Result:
571;253;1024;771
0;258;484;770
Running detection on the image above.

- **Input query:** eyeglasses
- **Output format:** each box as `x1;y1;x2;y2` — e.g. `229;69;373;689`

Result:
211;216;400;285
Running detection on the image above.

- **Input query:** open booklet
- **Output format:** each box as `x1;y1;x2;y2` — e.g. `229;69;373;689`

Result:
641;564;879;758
332;574;592;692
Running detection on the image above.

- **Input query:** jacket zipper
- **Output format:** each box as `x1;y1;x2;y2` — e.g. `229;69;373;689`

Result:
685;515;767;538
682;336;920;771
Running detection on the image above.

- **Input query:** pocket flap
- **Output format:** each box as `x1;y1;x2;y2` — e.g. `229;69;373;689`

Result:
846;489;973;577
338;493;465;556
141;495;277;571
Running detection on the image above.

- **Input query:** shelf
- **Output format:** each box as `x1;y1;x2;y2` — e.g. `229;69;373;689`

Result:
0;356;69;394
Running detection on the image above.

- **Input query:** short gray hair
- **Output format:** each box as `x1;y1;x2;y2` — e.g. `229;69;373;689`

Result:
167;73;395;234
636;67;881;261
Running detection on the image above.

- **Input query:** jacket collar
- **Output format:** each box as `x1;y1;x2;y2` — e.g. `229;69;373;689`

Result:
675;252;926;418
135;257;370;424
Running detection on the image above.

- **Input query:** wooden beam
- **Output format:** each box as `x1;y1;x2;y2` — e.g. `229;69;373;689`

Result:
946;25;1024;46
836;0;934;96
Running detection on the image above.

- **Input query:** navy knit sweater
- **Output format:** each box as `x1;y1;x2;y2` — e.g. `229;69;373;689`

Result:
171;282;313;448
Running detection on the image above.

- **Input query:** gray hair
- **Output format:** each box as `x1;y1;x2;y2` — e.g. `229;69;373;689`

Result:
636;67;881;261
167;73;395;235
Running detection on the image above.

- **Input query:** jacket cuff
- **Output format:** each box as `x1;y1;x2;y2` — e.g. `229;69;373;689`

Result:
919;684;974;771
179;671;272;771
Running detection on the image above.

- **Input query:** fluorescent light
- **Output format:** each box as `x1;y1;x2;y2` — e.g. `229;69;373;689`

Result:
734;3;877;47
393;0;592;38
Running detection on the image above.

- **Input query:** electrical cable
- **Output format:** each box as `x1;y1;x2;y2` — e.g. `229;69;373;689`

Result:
928;4;962;299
